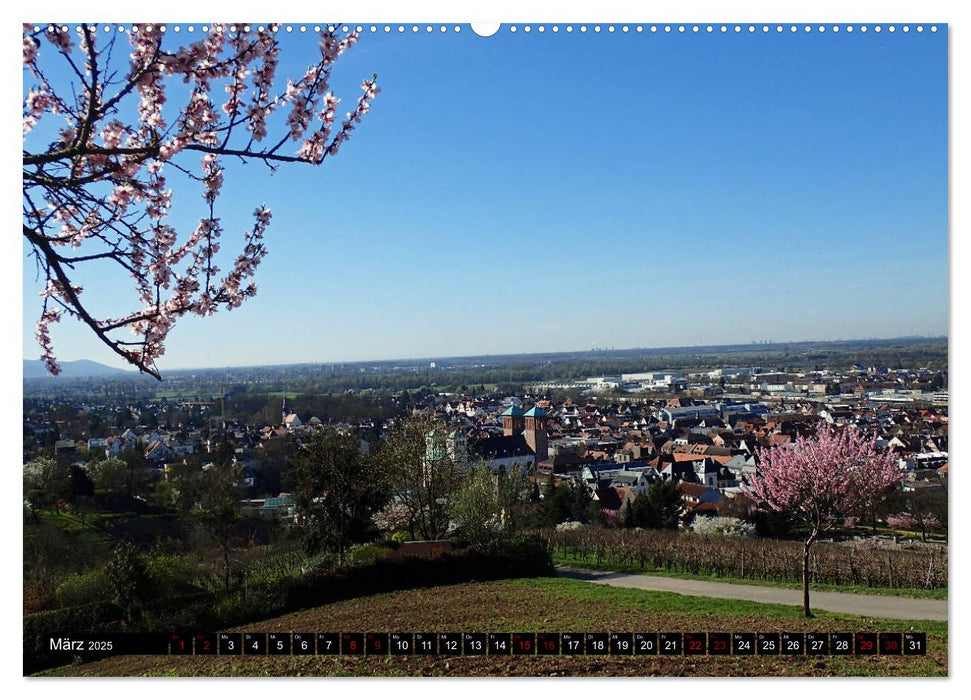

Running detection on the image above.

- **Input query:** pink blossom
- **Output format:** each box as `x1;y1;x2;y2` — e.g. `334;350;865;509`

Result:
130;28;166;130
78;27;96;68
23;27;39;67
45;25;72;53
194;294;215;316
185;90;217;131
744;424;901;529
297;132;326;162
743;423;901;616
36;309;62;375
23;85;54;138
58;126;76;147
361;78;380;99
108;183;139;212
158;135;188;160
201;153;223;203
101;120;127;148
40;279;82;300
254;206;272;226
145;185;172;220
887;511;941;531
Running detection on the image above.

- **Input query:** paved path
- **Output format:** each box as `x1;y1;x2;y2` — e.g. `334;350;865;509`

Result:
556;566;948;621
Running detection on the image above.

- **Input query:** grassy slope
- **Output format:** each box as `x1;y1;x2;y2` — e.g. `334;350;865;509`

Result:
39;577;947;678
33;510;117;543
553;552;949;600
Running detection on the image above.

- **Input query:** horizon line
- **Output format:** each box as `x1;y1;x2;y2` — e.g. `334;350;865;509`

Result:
24;334;949;376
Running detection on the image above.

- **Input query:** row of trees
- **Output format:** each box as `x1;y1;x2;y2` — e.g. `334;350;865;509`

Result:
24;451;252;598
542;423;930;619
24;413;484;594
286;414;698;563
25;416;937;622
24;411;547;617
289;414;539;562
531;474;685;531
549;526;947;591
23;452;153;516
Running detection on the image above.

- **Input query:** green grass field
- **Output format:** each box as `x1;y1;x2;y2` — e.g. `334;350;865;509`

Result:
32;510;118;548
38;577;947;677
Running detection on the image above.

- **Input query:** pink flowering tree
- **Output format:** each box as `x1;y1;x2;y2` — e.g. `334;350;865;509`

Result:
23;23;378;379
887;511;941;542
372;501;413;535
743;424;901;616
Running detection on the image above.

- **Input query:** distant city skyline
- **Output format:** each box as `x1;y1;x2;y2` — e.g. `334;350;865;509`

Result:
22;23;948;372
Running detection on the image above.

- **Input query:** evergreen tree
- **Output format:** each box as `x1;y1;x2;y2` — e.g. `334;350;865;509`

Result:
640;479;684;529
68;464;95;501
536;475;595;526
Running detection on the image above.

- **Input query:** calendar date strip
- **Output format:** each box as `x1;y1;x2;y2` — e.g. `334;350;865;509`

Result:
48;631;926;657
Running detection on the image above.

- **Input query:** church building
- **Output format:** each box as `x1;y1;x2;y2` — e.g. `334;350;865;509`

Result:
447;404;549;474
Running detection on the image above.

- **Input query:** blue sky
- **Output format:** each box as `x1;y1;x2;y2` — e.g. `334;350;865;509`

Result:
22;23;948;369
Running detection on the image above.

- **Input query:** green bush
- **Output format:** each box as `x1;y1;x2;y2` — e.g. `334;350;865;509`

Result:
347;541;395;566
300;551;338;574
104;544;150;621
146;555;202;600
53;570;111;608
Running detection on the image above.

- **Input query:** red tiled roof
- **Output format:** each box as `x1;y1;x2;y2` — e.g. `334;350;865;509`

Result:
677;482;711;497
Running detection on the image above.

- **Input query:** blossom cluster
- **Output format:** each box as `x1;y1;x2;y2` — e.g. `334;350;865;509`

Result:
23;84;55;138
743;424;901;531
690;516;756;538
886;511;942;530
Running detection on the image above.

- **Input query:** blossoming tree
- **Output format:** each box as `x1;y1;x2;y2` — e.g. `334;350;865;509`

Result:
887;510;941;543
23;23;378;379
743;424;900;616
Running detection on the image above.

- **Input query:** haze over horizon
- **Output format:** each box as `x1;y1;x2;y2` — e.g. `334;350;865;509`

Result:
24;333;949;375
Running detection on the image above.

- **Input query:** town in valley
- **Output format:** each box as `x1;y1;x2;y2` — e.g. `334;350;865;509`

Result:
24;337;948;533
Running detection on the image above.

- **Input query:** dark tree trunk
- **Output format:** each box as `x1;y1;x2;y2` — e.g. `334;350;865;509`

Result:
803;531;818;618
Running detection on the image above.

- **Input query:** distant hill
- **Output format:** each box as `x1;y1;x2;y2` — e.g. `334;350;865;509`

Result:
23;359;132;379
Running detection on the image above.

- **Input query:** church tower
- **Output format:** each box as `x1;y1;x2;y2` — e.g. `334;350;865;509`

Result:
523;406;549;462
501;405;525;436
446;429;468;466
